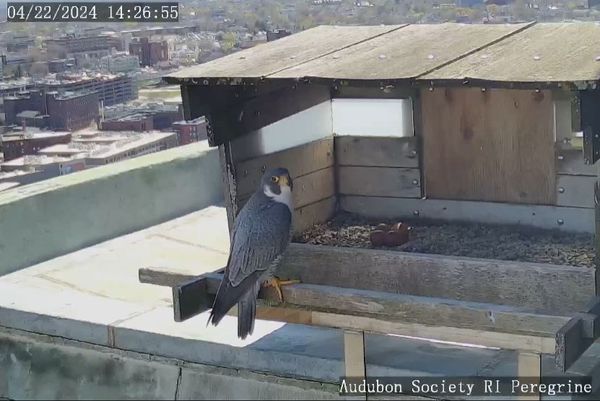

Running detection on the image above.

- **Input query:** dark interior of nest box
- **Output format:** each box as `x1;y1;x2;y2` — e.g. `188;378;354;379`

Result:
176;82;600;320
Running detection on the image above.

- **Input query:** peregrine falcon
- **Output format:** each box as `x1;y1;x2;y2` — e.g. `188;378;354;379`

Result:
208;167;297;339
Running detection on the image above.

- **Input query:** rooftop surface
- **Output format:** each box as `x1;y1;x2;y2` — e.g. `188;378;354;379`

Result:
167;22;600;86
0;205;540;383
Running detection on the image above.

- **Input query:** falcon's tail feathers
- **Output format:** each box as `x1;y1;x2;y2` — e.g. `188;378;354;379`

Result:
207;278;232;327
208;271;261;330
237;291;257;340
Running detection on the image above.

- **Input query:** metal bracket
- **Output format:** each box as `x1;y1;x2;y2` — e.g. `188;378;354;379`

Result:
583;127;600;165
555;296;600;372
165;270;281;322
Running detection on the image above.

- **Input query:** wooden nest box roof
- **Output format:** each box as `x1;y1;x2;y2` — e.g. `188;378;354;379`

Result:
166;22;600;89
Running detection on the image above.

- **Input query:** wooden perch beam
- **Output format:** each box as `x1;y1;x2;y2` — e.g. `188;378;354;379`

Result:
139;266;567;348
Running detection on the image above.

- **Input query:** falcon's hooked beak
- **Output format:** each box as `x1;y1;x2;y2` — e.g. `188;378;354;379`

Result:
272;174;293;191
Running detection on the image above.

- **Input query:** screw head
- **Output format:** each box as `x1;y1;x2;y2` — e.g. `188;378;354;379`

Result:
412;179;419;186
557;219;564;225
558;187;565;193
413;210;420;216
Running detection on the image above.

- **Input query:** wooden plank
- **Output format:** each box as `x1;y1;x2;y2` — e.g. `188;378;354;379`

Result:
556;175;596;208
517;353;541;401
422;23;600;84
557;149;596;176
294;168;335;209
273;23;530;80
339;195;595;233
294;196;337;234
235;138;334;197
333;85;416;99
283;284;568;336
166;25;403;81
219;143;238;230
141;265;568;337
208;83;331;146
344;331;366;387
278;243;595;315
311;312;555;354
335;136;419;168
144;265;555;353
139;266;197;287
338;166;421;198
422;87;556;205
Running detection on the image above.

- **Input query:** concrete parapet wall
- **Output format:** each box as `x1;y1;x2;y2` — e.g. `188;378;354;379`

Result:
0;142;223;275
0;328;341;400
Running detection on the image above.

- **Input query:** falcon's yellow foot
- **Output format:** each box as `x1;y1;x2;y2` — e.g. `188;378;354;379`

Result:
262;277;301;303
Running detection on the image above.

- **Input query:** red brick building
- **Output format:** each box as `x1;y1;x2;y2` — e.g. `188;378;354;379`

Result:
172;117;207;145
46;91;100;131
2;132;72;161
129;38;169;67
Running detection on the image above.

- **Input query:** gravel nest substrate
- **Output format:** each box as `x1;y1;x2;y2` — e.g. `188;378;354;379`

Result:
293;212;596;268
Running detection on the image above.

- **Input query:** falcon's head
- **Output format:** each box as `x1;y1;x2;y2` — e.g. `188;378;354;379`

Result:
261;167;294;210
262;167;293;194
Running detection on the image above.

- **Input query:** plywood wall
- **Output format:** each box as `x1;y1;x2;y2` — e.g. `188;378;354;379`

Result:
335;136;422;199
421;87;556;205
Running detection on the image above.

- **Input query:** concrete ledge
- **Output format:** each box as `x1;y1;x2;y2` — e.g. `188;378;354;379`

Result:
0;142;223;275
0;328;343;400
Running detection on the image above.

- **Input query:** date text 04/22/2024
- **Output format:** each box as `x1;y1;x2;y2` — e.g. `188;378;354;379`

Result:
6;2;180;22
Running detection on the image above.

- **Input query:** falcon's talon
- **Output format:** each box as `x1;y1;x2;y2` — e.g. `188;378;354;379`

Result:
262;277;300;303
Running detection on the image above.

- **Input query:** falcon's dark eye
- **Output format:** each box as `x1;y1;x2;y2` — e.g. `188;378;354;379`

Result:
271;176;279;183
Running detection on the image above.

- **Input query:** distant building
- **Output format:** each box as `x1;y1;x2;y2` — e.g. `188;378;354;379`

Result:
100;103;182;131
6;35;34;53
4;89;100;131
45;34;123;59
1;131;72;162
172;117;208;145
0;154;85;176
43;72;137;106
46;91;100;131
2;131;177;174
129;38;169;67
83;131;178;166
267;29;292;42
0;168;64;191
100;113;154;131
3;89;46;126
99;53;140;73
48;58;77;73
